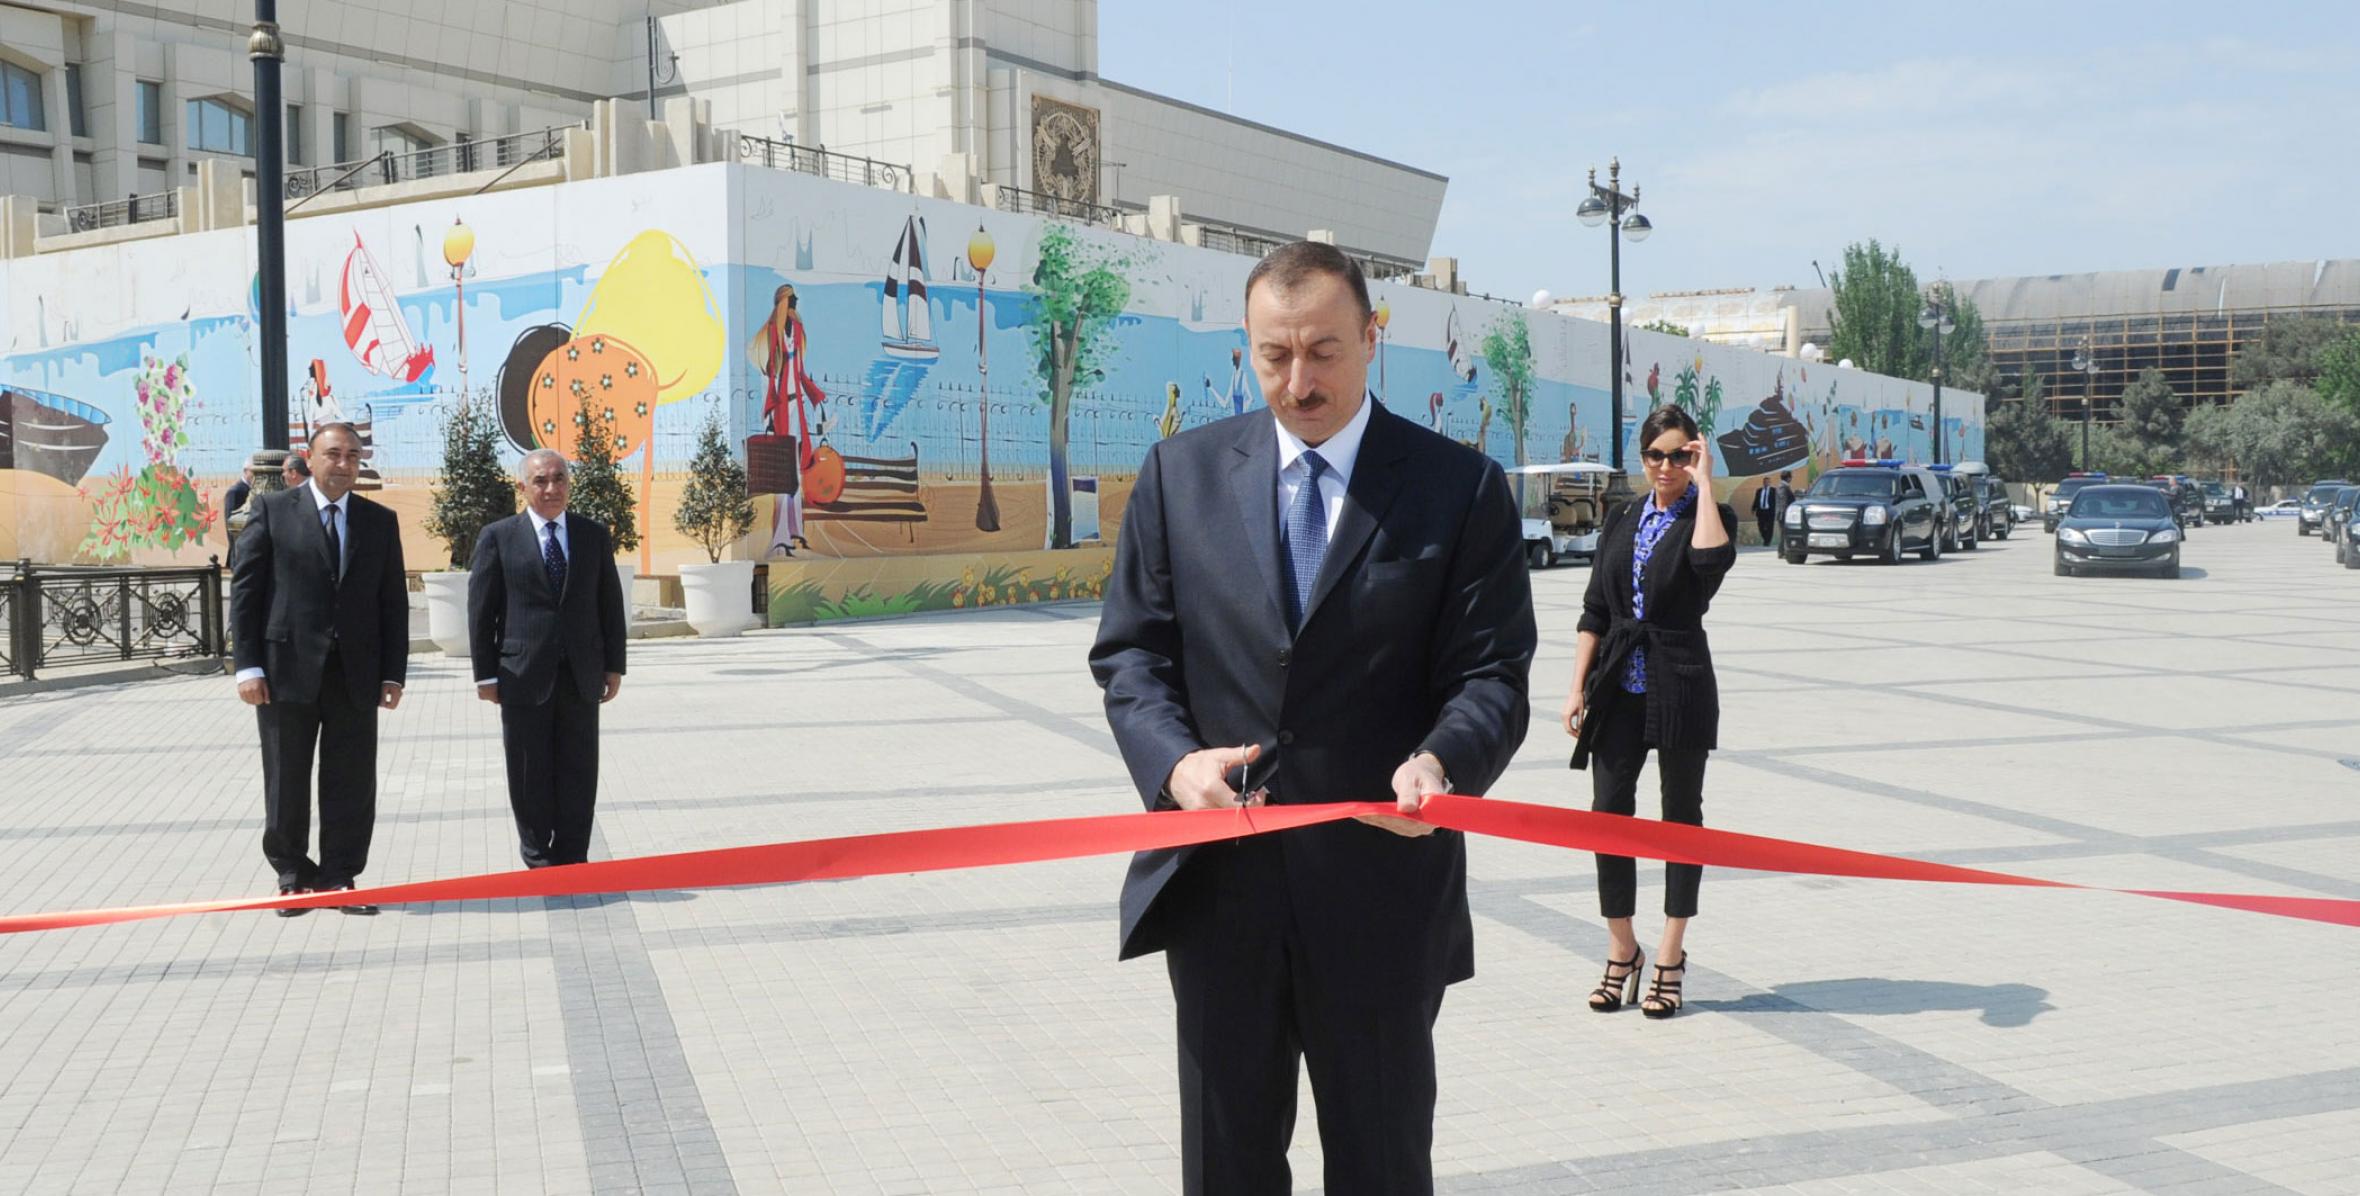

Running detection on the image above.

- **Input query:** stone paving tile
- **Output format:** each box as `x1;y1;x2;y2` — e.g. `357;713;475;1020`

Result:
4;523;2359;1192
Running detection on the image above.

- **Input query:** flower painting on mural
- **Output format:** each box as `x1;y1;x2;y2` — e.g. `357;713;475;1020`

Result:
76;351;215;563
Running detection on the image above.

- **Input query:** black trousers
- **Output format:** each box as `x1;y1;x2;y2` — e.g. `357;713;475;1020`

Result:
500;676;601;867
257;650;378;889
1161;835;1444;1196
1589;695;1707;919
1756;510;1777;546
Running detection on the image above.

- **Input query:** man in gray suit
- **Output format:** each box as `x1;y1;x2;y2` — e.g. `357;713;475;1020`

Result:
468;449;628;868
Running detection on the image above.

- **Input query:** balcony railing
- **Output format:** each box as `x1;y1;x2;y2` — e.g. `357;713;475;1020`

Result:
992;184;1128;228
62;189;180;233
285;125;572;202
737;136;906;191
2;558;226;681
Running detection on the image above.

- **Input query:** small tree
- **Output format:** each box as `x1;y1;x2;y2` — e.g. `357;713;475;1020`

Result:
2230;316;2348;390
1637;318;1691;338
1480;311;1536;466
2315;329;2360;417
567;397;640;553
1985;374;2076;481
2116;367;2183;462
424;403;515;568
674;412;753;564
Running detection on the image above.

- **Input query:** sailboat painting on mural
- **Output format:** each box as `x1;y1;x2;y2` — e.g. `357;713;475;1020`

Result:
880;215;939;362
339;233;437;383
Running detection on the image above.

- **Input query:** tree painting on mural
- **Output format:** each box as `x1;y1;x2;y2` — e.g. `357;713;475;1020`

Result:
1479;311;1535;470
1670;356;1725;446
1027;224;1131;550
78;350;215;562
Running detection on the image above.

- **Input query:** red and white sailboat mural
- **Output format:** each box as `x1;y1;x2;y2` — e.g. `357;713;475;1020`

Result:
339;232;436;383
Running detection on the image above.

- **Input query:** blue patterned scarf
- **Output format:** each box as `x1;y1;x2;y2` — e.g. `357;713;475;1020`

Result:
1623;485;1697;695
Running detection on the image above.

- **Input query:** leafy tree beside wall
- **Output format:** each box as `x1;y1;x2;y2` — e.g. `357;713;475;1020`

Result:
568;398;641;554
1028;225;1131;550
1984;373;2076;481
425;404;515;569
1479;312;1536;468
675;412;754;564
1637;318;1691;338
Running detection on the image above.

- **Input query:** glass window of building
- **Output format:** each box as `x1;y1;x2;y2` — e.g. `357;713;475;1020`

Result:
186;97;253;156
65;64;87;138
374;124;434;157
286;104;304;165
2;61;46;132
137;80;162;144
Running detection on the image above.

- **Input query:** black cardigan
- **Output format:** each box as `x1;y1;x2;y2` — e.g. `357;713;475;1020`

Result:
1571;494;1739;767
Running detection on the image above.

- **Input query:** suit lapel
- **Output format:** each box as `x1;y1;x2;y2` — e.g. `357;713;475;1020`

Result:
1300;406;1410;630
1224;412;1290;632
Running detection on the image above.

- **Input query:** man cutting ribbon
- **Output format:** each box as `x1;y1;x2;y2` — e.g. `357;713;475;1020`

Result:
1090;241;1536;1195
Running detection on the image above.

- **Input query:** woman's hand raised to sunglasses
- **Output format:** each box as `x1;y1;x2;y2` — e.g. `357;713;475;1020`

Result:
1681;439;1715;490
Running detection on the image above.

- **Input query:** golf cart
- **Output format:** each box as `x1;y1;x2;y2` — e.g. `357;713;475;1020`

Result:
1507;461;1617;568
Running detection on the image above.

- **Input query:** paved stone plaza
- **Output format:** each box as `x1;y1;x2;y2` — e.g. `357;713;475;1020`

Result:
3;521;2358;1194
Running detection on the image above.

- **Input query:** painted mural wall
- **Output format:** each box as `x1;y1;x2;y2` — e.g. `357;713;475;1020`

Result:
1;161;1981;622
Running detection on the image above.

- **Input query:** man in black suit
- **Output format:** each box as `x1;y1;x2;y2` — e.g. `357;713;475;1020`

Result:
1090;242;1535;1195
230;423;408;915
469;448;627;868
1753;477;1779;545
223;466;253;520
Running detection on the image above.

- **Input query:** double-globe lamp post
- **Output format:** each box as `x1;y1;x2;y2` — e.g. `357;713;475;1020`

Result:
2072;337;2099;472
1575;157;1651;489
1918;293;1955;465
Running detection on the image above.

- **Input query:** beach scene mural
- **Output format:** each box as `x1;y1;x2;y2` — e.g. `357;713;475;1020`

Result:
0;162;1980;619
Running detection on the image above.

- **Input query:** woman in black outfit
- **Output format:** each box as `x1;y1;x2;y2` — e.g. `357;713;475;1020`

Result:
1563;405;1736;1019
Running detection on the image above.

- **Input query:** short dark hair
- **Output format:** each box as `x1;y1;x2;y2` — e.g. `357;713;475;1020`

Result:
312;421;363;449
1244;241;1372;321
283;454;311;478
1638;404;1699;446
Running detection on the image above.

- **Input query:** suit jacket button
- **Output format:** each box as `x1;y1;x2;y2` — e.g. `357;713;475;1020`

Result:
1278;730;1295;745
1276;648;1291;667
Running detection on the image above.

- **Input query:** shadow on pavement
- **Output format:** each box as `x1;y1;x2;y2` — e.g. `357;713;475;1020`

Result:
1690;978;2056;1027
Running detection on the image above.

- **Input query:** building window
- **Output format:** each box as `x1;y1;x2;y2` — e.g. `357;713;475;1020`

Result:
1;61;46;132
186;97;253;156
286;104;304;165
65;64;87;138
374;124;434;157
332;111;350;162
137;80;162;144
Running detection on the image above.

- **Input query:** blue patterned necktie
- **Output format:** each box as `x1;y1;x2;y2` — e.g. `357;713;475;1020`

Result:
1284;451;1330;631
543;520;568;597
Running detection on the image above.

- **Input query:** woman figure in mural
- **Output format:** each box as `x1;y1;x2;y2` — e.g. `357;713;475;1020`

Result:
749;283;828;558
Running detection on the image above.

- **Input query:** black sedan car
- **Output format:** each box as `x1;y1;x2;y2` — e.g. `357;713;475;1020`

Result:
2054;485;2185;578
1783;463;1945;564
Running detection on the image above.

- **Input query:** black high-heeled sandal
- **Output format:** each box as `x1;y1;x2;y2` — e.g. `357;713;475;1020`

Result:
1587;948;1643;1013
1642;953;1687;1019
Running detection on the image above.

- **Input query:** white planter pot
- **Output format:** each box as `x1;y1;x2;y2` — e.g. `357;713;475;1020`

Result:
611;561;637;618
679;560;757;638
422;571;471;658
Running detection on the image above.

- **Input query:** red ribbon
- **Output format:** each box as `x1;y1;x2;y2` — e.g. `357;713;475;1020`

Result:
3;795;2355;935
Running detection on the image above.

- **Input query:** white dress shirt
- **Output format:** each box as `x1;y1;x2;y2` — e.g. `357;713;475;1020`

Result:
1274;392;1374;545
235;485;357;685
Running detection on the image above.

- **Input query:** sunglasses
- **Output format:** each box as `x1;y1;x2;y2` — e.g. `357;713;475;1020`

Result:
1639;446;1696;466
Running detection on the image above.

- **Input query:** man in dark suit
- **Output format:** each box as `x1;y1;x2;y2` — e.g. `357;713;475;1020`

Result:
230;423;408;915
1090;242;1535;1195
223;466;253;520
469;448;627;868
1753;477;1778;545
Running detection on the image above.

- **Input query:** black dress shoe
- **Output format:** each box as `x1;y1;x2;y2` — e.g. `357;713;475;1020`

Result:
276;885;312;917
321;883;379;916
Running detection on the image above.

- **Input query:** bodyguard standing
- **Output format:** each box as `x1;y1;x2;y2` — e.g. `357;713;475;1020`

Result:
469;449;627;868
230;423;407;914
1091;242;1535;1194
1752;478;1778;545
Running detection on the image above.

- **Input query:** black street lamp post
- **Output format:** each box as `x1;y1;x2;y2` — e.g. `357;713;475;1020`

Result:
2073;338;2098;472
252;1;288;456
1576;157;1652;487
1919;292;1956;465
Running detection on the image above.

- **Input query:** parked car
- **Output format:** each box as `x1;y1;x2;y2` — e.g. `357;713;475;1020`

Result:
2043;474;2110;533
1783;461;1946;564
2200;481;2240;525
2260;498;2303;519
2054;484;2185;579
2329;487;2360;565
2298;479;2350;536
1975;477;2015;540
1928;466;1981;551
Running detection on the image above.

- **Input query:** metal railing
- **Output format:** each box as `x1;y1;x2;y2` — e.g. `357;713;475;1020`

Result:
2;558;225;682
285;125;572;202
737;136;906;191
992;184;1128;228
1193;221;1288;259
62;189;181;233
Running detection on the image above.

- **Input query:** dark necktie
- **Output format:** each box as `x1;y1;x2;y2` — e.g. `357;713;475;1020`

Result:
321;504;342;584
543;521;568;597
1284;451;1330;631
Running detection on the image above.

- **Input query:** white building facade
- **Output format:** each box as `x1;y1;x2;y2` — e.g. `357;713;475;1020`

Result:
0;0;1445;262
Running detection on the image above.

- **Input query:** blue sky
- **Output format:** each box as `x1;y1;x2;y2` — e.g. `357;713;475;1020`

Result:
1100;1;2360;302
